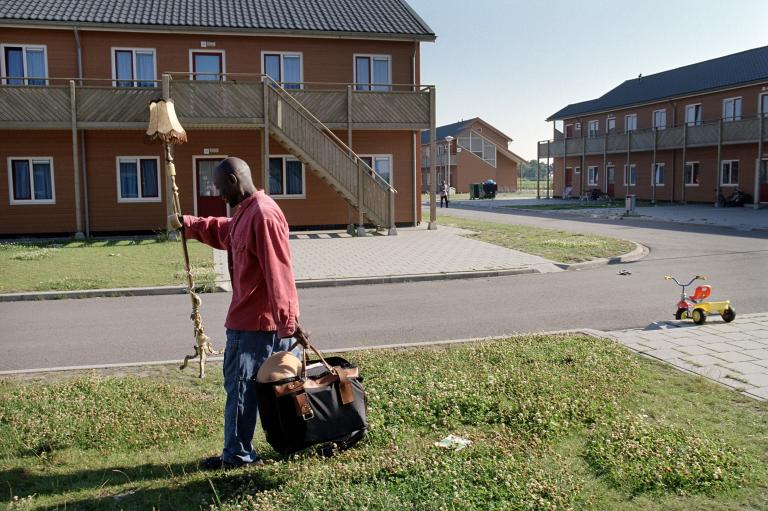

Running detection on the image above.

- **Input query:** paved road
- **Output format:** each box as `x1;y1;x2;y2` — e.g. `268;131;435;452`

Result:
1;207;766;371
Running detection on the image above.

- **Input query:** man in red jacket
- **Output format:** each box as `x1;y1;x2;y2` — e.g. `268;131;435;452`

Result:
170;156;299;470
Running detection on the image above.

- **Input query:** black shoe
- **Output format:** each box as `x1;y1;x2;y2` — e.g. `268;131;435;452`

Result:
201;455;263;471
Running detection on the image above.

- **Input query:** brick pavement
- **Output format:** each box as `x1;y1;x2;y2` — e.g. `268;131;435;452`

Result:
609;312;768;401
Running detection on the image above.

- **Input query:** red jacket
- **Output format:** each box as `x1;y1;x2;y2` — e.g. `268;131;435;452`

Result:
183;191;299;338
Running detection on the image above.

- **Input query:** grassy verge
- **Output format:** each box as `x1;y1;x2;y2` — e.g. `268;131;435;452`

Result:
0;239;215;293
433;212;635;263
503;200;678;211
1;335;766;510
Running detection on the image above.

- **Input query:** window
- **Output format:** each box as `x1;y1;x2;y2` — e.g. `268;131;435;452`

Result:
722;97;742;122
361;155;393;184
2;45;47;85
588;166;599;185
574;166;581;174
112;48;155;87
624;114;637;133
117;157;160;201
761;93;768;118
654;163;665;186
606;117;616;135
269;157;305;197
457;130;496;167
623;164;637;186
354;55;391;91
721;160;739;186
685;104;702;126
652;109;666;129
588;120;599;137
190;51;224;80
263;52;302;89
684;162;700;186
8;157;54;204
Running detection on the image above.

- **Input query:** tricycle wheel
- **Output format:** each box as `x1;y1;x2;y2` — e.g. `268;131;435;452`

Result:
675;308;688;320
721;307;736;323
692;308;707;325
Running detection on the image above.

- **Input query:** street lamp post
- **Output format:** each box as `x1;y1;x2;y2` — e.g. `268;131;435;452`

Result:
444;135;454;198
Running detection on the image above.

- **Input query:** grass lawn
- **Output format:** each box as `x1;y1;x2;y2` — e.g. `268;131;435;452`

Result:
503;200;680;211
1;334;766;510
430;211;635;263
0;239;215;293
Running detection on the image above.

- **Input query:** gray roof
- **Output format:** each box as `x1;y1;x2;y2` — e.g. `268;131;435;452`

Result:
420;118;474;144
0;0;436;40
548;45;768;120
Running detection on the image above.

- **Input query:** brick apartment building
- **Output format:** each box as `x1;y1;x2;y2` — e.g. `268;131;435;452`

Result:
0;0;436;236
420;117;525;194
538;46;768;206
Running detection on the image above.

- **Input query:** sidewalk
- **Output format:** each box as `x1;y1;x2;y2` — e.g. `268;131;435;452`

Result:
609;312;768;401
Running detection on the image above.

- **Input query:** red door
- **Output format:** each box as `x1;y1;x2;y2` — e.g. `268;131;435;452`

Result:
761;159;768;203
607;166;615;197
196;158;227;217
565;167;573;186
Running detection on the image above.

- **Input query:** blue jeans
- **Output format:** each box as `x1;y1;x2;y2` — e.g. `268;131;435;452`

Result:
222;329;295;464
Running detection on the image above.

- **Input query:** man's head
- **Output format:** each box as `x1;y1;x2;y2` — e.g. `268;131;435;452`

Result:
213;157;257;208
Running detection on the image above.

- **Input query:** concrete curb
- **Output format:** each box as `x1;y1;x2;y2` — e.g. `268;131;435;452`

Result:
295;267;539;288
0;284;228;302
556;241;649;271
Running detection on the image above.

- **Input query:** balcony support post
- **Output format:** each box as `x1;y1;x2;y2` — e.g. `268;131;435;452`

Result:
715;119;723;206
262;80;270;195
756;114;764;209
428;86;437;229
603;133;608;195
581;136;586;196
563;130;568;198
357;159;366;236
652;128;657;204
536;156;540;199
69;80;84;239
347;85;356;233
546;138;551;199
626;131;631;197
681;124;688;203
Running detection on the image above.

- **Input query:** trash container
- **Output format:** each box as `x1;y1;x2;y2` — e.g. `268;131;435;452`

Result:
625;194;636;213
469;183;481;200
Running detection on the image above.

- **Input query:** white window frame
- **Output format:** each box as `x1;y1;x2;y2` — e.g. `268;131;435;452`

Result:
760;93;768;118
653;162;665;186
188;49;226;81
111;47;156;87
0;44;49;85
192;154;228;216
684;161;700;186
587;120;599;137
606;116;616;134
623;164;637;186
353;54;392;91
261;51;304;89
720;160;739;187
7;156;56;205
685;103;702;126
359;154;394;186
624;114;637;133
574;166;581;174
722;97;742;122
457;130;497;168
116;156;162;203
268;155;306;199
587;166;599;186
652;109;666;130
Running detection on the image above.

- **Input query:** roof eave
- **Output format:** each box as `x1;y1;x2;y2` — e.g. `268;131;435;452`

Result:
0;18;437;42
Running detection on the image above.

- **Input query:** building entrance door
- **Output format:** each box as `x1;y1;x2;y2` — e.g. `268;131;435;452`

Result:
607;166;615;197
196;158;227;217
761;159;768;203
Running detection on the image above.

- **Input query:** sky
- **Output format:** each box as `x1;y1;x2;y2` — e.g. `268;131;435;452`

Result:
409;0;768;161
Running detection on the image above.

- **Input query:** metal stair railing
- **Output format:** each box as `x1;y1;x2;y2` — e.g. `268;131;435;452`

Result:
263;77;396;229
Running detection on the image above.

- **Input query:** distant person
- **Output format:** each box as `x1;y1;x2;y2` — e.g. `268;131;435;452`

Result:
440;181;449;208
169;156;300;470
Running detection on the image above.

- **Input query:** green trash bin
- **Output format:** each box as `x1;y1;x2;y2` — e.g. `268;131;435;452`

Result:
469;183;481;200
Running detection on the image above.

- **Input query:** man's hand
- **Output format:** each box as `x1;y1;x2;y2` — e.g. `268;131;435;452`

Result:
168;214;183;230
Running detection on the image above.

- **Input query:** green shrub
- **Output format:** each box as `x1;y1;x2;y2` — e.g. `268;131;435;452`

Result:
586;413;747;495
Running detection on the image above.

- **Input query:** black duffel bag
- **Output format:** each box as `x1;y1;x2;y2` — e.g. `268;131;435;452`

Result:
254;334;367;456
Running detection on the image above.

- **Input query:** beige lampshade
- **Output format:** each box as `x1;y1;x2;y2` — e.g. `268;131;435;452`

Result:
146;99;187;144
256;351;302;383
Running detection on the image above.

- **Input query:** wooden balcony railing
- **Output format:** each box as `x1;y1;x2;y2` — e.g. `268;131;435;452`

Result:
538;117;768;159
0;75;432;131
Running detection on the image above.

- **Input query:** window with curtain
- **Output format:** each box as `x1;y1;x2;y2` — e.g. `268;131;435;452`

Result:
722;98;742;122
685;162;700;185
624;164;637;186
9;158;54;203
653;109;666;129
721;160;739;186
588;166;599;185
118;157;160;200
624;114;637;132
263;53;302;89
268;157;305;197
354;55;391;91
113;49;155;87
685;104;702;126
3;46;47;85
654;163;665;185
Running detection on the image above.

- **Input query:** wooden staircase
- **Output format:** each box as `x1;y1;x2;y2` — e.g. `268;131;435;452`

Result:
264;80;396;232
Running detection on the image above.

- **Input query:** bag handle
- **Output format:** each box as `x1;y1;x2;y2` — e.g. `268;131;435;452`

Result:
289;326;336;377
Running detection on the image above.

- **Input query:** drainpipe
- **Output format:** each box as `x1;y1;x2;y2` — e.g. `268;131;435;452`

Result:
73;26;90;237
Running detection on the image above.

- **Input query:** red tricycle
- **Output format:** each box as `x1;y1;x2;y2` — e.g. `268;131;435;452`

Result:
664;275;735;325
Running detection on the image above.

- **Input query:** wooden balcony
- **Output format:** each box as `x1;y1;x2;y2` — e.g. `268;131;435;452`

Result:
538;117;768;159
0;76;433;131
